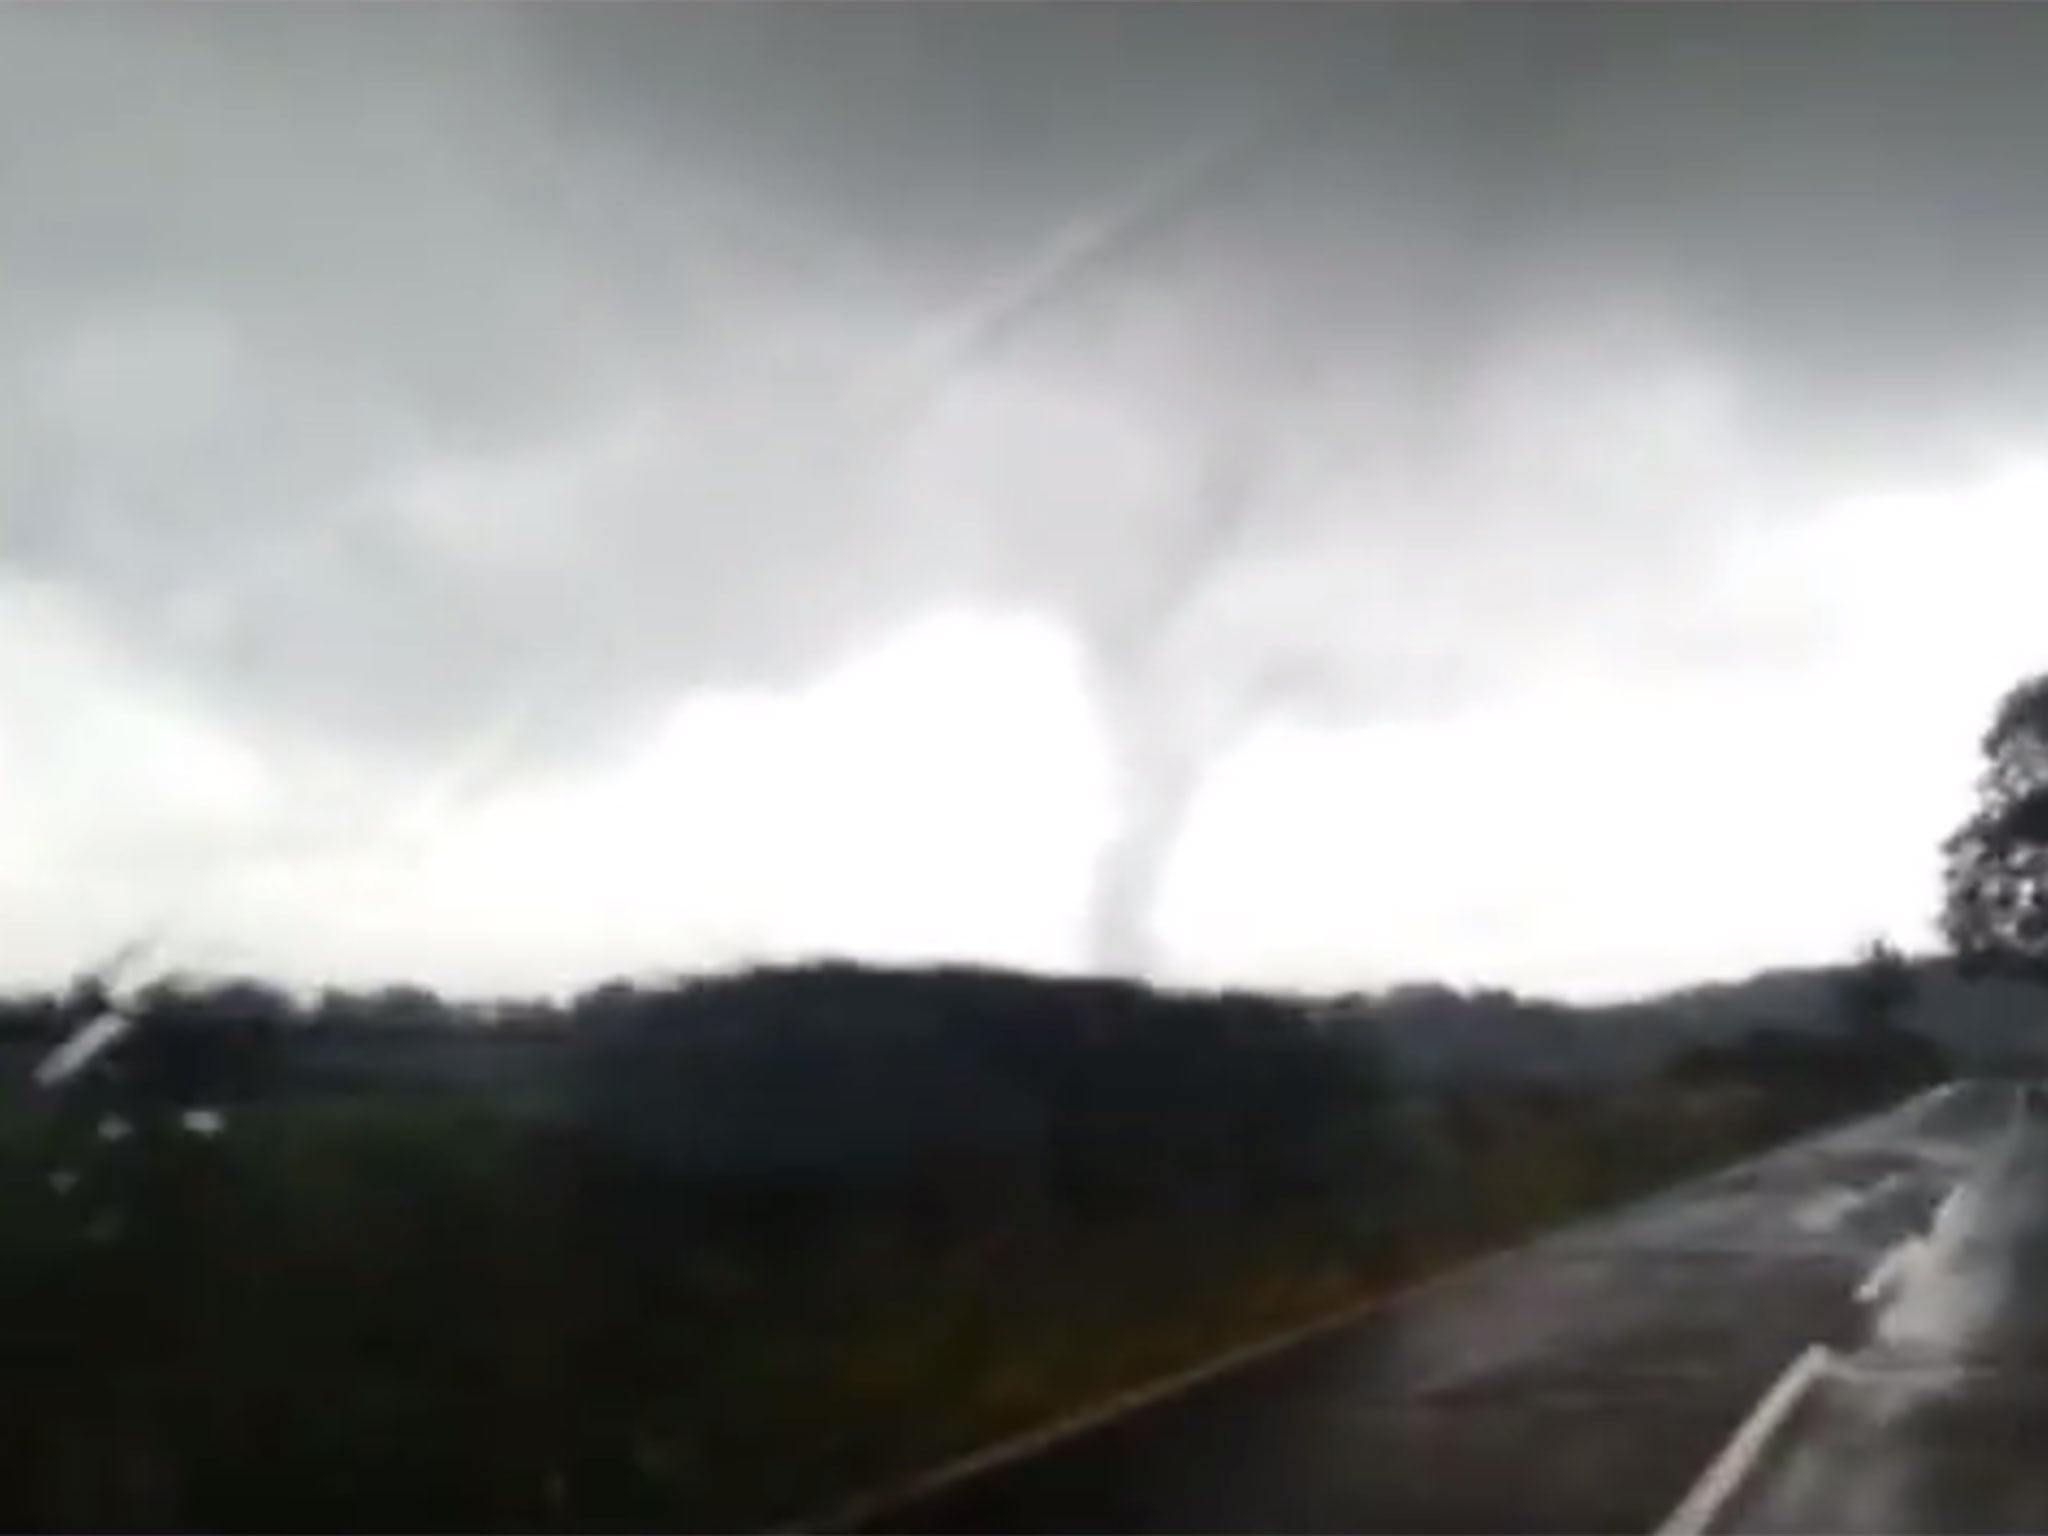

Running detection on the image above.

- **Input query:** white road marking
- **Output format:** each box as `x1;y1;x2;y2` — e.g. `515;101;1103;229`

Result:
1655;1345;1836;1536
1791;1186;1865;1234
1857;1236;1925;1306
1792;1169;1911;1235
1931;1180;1969;1237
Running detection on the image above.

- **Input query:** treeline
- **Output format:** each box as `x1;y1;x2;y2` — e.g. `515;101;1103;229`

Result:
0;958;1955;1531
0;951;1980;1115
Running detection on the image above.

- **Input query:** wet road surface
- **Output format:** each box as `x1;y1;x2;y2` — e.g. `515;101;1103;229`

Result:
850;1083;2019;1535
1699;1084;2048;1533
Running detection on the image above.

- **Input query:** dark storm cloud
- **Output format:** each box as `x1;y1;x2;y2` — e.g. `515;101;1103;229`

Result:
11;2;2048;782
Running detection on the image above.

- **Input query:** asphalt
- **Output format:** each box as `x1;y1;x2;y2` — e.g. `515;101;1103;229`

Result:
1700;1084;2048;1533
850;1082;2019;1535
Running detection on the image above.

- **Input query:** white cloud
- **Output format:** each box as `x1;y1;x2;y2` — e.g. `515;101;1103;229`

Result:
9;449;2048;1005
202;604;1115;994
1157;452;2048;1000
0;577;285;981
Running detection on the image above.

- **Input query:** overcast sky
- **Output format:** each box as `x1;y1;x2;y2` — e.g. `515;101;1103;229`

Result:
8;4;2048;1002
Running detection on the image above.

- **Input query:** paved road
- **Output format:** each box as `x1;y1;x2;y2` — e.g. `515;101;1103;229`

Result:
852;1083;2018;1535
1699;1085;2048;1533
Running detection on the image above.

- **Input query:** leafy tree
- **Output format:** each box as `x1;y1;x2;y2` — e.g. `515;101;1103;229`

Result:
1942;671;2048;976
1837;938;1918;1035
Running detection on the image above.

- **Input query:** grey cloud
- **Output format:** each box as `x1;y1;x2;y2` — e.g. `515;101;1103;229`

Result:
12;2;2048;789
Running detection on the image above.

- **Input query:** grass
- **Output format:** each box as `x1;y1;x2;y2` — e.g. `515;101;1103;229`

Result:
0;1073;1920;1532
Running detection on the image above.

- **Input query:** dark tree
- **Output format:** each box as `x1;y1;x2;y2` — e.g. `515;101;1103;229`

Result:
1837;938;1918;1036
1943;672;2048;976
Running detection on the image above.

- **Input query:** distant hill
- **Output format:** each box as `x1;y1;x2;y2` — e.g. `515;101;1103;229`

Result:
1342;958;2048;1087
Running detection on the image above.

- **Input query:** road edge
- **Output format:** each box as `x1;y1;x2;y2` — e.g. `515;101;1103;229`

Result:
776;1087;1953;1534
